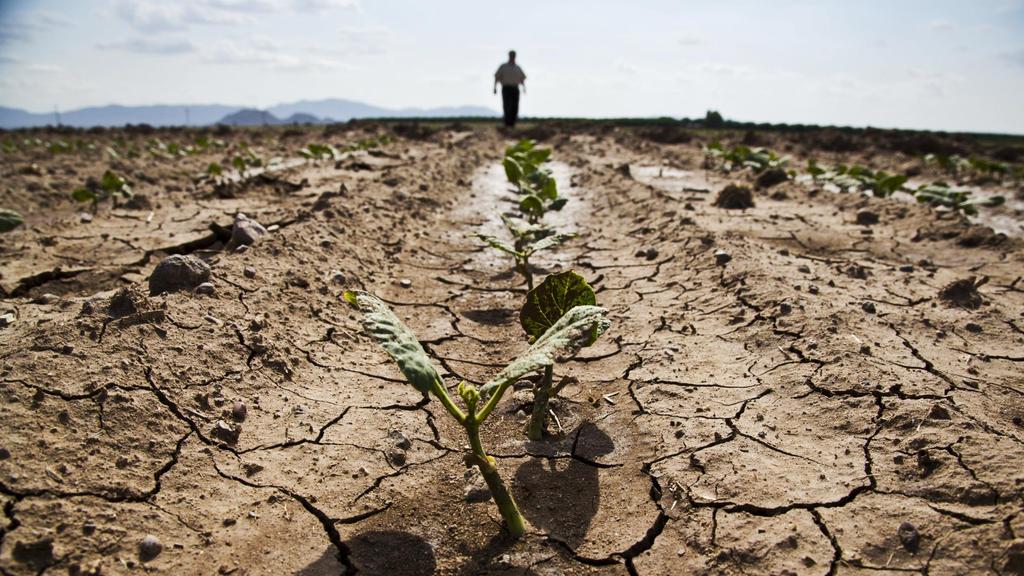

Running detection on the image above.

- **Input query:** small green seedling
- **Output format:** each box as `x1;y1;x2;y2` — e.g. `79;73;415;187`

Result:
808;160;907;198
503;140;567;223
0;208;23;233
343;290;610;536
519;271;604;440
913;182;1005;216
298;143;341;161
475;231;575;291
704;142;789;174
72;170;133;210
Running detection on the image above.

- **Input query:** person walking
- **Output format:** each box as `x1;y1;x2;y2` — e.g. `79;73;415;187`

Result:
494;50;526;127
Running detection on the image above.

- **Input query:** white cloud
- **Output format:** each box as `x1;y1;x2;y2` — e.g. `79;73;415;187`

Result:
113;0;360;32
927;19;955;31
0;10;70;45
97;38;197;54
202;39;352;72
678;35;705;47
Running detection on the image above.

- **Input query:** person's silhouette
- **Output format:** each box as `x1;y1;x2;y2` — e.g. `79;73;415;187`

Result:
494;50;526;127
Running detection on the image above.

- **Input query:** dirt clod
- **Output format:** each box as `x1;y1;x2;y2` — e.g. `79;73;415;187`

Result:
856;210;880;226
755;168;788;188
12;538;54;568
195;282;216;296
211;420;241;444
938;277;984;309
714;250;732;265
714;184;754;209
149;255;211;295
897;522;920;553
226;213;268;250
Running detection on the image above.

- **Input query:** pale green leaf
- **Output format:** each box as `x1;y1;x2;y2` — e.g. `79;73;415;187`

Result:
343;290;442;395
479;305;610;400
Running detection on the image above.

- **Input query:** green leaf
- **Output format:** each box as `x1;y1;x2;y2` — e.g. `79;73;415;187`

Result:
0;208;24;233
207;162;223;176
479;305;610;400
524;232;576;256
520;271;596;341
525;147;551;165
474;233;521;256
100;170;125;193
343;290;442;395
71;188;95;203
549;197;568;211
503;157;523;184
538;176;558;201
519;194;544;220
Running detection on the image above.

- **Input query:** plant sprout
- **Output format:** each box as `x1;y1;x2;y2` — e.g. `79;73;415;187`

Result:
913;182;1005;215
519;270;604;440
808;160;908;197
343;290;610;536
72;170;133;210
298;143;341;161
703;142;789;173
475;231;575;291
502;139;567;224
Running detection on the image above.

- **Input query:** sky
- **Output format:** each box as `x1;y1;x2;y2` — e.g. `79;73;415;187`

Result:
1;0;1023;133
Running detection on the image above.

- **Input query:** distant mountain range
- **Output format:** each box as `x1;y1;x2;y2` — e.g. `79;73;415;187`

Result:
0;99;497;129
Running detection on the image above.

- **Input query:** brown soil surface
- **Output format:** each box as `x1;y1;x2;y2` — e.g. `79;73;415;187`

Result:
1;123;1023;575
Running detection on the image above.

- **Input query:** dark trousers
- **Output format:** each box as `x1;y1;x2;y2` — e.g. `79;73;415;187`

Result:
501;85;520;127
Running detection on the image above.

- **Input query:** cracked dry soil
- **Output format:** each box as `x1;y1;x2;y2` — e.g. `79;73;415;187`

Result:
1;123;1023;576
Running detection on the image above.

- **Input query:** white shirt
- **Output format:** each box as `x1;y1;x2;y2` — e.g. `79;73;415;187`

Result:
495;62;526;87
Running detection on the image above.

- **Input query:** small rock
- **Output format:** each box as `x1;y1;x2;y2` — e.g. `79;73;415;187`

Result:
399;278;412;288
0;312;15;328
897;522;920;553
636;248;658;260
899;265;914;273
713;184;754;209
116;456;130;469
464;468;491;503
808;285;819;295
714;250;731;265
388;430;412;450
856;210;880;226
778;302;792;316
195;282;216;296
243;266;257;279
211;420;240;444
387;449;407;467
927;404;951;420
797;264;811;274
138;534;163;562
0;446;9;460
231;401;247;422
32;293;60;305
328;270;346;285
149;255;211;296
964;323;983;333
223;518;236;527
755;168;788;189
226;213;268;250
78;212;93;223
862;301;876;314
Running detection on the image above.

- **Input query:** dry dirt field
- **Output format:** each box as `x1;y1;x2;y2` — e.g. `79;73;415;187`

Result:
1;121;1022;575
